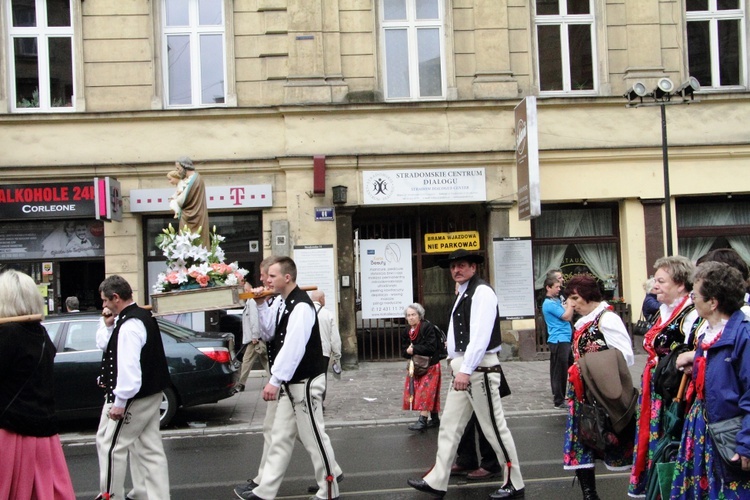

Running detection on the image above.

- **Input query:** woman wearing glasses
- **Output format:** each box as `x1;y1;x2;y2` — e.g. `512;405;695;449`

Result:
629;256;700;497
670;262;750;498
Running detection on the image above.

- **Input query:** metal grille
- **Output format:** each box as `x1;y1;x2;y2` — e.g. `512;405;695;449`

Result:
353;205;486;361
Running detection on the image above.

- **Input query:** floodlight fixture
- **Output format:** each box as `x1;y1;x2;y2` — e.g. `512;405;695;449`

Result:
624;81;649;103
675;76;700;100
654;78;675;99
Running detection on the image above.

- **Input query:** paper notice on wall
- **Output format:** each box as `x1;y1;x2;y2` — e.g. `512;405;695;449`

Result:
493;237;535;319
293;245;337;317
359;239;413;319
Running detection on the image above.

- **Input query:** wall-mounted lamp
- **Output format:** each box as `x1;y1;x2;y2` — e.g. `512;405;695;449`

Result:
624;81;649;105
675;77;700;100
332;185;348;205
653;78;675;100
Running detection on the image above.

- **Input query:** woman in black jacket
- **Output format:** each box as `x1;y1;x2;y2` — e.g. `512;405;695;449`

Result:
0;270;75;499
401;303;442;431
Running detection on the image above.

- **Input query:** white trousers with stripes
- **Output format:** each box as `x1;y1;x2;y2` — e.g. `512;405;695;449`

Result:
252;373;341;500
423;355;524;492
96;392;170;499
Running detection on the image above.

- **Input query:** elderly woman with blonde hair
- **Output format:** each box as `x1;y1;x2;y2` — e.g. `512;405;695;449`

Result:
629;256;701;497
0;270;76;499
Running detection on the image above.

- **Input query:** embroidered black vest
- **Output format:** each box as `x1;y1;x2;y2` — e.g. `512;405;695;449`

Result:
573;309;612;360
451;275;502;353
100;304;170;403
267;286;326;382
650;304;697;357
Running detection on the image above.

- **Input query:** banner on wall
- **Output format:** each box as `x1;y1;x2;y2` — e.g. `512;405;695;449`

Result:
359;239;413;319
0;220;105;261
362;168;486;205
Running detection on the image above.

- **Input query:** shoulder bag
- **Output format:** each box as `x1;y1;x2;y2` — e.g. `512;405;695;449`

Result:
707;416;750;476
411;354;431;377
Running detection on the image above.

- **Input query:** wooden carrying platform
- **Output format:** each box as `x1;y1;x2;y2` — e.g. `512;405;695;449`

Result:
150;286;242;316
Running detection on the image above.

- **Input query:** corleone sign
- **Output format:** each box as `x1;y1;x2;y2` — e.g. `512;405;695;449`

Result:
0;181;97;220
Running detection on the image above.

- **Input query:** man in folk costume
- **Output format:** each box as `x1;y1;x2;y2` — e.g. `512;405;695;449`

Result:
173;156;210;248
238;257;342;500
408;249;525;499
95;275;171;500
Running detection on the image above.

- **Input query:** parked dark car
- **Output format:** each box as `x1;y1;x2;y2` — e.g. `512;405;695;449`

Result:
43;313;238;427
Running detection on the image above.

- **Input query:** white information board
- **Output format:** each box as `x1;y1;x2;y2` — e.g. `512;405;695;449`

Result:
493;237;535;319
293;245;337;319
359;239;413;319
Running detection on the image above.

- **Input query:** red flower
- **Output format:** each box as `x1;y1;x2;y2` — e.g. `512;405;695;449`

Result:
699;475;708;490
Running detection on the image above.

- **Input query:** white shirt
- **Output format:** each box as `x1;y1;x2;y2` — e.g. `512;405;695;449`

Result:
574;301;635;366
313;300;341;360
95;306;148;408
448;280;502;376
256;294;315;387
241;299;261;345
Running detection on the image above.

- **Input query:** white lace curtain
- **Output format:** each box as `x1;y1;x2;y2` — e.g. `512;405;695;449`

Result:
533;208;617;288
678;201;750;263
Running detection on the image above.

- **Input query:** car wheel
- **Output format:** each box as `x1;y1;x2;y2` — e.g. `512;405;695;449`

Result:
159;386;178;428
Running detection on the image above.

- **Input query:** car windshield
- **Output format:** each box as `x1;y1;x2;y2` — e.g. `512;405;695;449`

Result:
156;319;198;340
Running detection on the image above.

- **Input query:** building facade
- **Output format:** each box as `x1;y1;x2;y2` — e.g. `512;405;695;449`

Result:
1;0;749;364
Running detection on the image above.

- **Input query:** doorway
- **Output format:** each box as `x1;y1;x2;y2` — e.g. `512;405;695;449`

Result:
353;204;487;361
59;260;105;312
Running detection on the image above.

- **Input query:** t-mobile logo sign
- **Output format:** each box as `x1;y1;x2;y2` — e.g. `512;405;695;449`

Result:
229;187;245;205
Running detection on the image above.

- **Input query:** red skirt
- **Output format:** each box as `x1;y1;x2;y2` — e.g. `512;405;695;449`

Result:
402;361;442;412
0;428;76;500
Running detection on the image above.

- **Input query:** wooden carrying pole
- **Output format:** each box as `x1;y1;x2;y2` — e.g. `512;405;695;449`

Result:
0;314;43;324
239;285;317;301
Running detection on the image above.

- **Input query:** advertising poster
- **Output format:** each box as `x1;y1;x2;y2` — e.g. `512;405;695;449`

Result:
0;220;105;260
493;237;535;319
293;245;338;318
359;239;413;319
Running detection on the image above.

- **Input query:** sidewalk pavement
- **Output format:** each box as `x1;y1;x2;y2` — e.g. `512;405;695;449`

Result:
60;353;648;444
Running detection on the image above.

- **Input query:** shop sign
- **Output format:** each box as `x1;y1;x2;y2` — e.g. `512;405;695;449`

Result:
95;177;123;222
362;168;486;205
515;96;541;221
0;220;105;261
130;184;273;212
424;231;480;253
0;181;97;220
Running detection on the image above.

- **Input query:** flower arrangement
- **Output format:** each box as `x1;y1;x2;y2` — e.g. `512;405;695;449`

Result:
152;224;248;293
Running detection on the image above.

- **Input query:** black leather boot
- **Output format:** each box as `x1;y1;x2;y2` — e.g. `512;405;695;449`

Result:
576;468;600;500
427;412;440;428
408;415;428;431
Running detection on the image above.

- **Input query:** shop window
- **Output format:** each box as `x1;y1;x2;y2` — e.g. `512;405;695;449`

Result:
531;205;621;298
7;0;76;112
161;0;228;107
534;0;596;93
686;0;745;89
380;0;446;101
144;212;262;299
677;198;750;262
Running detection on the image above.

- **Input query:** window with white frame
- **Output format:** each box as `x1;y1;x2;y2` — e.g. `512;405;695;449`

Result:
7;0;74;111
534;0;596;93
162;0;226;107
380;0;445;100
686;0;745;89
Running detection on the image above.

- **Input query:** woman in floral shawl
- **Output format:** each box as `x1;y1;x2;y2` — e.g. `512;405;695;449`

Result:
563;275;635;500
628;256;700;497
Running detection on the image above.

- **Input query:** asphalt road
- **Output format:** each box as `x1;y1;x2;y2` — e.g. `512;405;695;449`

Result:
63;413;632;499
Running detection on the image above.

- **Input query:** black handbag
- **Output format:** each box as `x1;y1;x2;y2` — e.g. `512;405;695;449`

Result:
653;343;691;401
578;400;615;451
707;416;750;476
633;312;653;336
